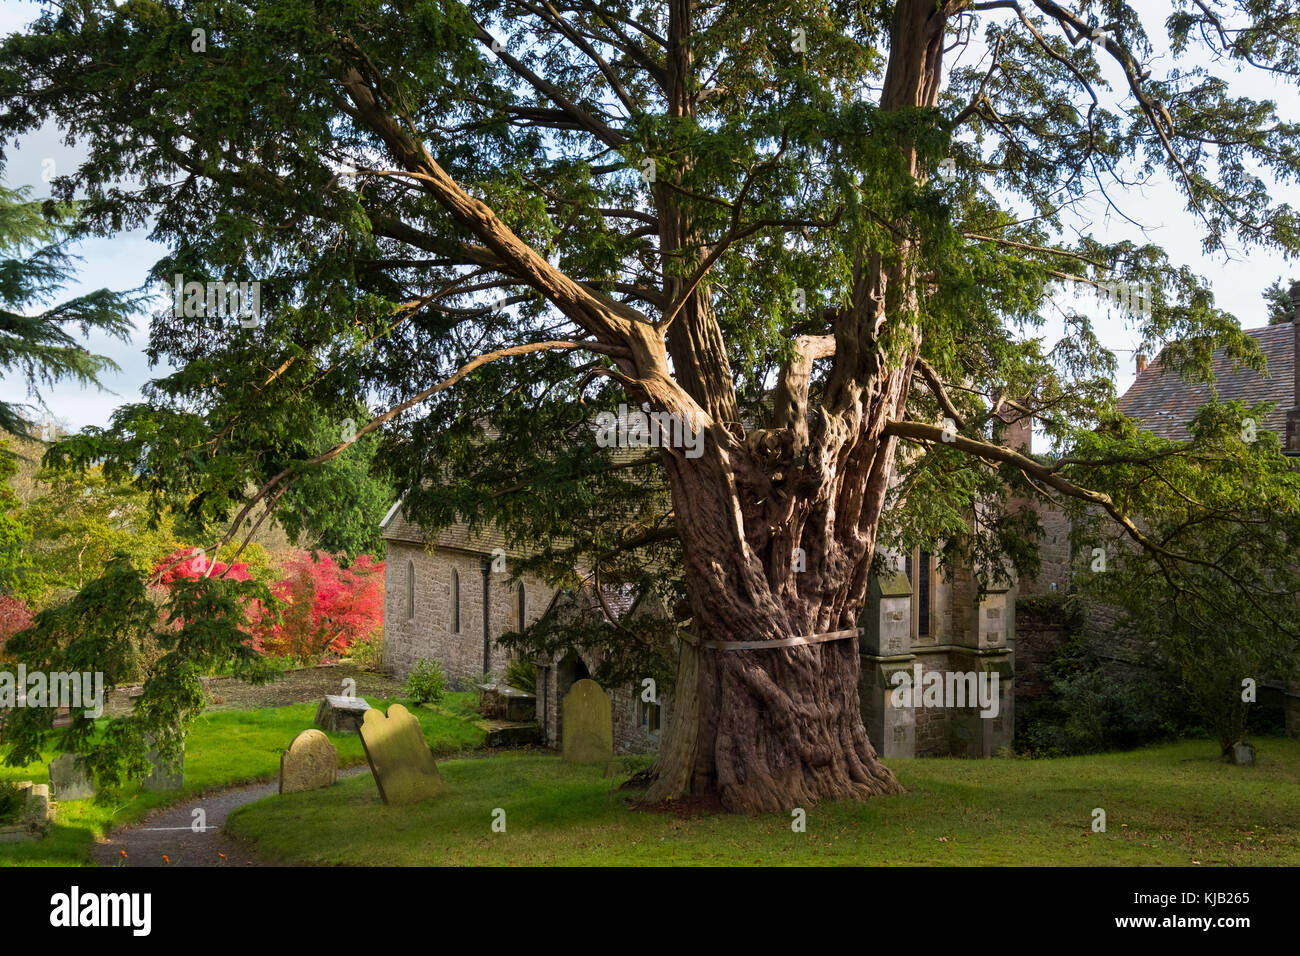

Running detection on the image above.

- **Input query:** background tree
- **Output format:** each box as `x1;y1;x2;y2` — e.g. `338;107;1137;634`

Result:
22;463;182;601
3;0;1299;809
0;438;38;601
276;417;396;561
1073;401;1300;756
0;182;137;439
1262;279;1296;326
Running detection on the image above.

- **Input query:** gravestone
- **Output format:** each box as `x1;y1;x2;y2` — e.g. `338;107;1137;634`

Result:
561;679;613;763
1230;741;1256;766
48;753;94;801
279;729;339;794
358;704;443;805
23;783;50;828
143;736;184;791
315;694;371;734
0;781;48;844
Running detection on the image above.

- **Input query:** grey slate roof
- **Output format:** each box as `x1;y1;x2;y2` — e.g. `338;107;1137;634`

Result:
1118;324;1296;441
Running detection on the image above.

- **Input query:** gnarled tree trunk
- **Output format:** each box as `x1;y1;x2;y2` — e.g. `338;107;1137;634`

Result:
644;339;916;812
641;0;946;813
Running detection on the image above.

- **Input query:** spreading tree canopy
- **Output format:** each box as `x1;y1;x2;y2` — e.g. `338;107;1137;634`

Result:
2;0;1299;810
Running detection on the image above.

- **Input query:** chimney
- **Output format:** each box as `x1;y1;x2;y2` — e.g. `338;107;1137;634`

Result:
997;399;1033;453
1289;281;1300;452
1135;353;1147;374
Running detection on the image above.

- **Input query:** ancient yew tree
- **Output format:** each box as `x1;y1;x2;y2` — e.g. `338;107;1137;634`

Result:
3;0;1299;809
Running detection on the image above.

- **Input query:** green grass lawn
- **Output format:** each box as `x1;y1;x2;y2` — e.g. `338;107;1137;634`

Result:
226;737;1300;866
0;693;485;866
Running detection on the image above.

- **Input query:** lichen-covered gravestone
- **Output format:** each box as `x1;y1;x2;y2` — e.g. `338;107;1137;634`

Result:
315;694;371;734
562;679;613;763
279;729;339;794
358;704;444;805
48;753;94;801
143;737;184;791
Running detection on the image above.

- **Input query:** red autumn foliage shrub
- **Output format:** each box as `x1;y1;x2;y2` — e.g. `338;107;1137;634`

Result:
253;551;384;661
150;548;383;663
0;593;35;659
153;548;251;585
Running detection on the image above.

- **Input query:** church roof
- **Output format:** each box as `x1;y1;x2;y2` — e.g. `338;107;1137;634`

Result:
1118;324;1295;441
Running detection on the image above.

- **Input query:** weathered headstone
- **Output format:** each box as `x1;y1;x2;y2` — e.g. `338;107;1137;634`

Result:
1230;741;1256;766
562;679;613;763
279;729;339;794
48;753;94;801
143;736;184;791
315;694;371;734
23;783;50;827
358;704;443;805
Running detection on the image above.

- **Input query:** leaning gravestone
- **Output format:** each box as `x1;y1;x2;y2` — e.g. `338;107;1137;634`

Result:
315;694;371;734
562;679;613;764
143;736;184;791
358;704;444;805
279;729;339;794
48;753;94;801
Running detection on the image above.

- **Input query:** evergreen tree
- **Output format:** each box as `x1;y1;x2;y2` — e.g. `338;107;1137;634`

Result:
0;182;137;438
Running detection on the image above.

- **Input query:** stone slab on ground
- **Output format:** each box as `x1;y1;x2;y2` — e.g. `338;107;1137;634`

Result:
561;679;613;764
280;729;339;794
0;780;50;844
315;694;371;734
483;720;540;748
359;704;444;805
477;683;537;722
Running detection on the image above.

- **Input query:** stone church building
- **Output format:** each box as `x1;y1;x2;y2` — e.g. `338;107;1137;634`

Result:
380;507;671;754
380;411;1032;760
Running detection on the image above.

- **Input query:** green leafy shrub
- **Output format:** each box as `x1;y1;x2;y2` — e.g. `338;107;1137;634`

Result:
406;658;446;705
504;659;536;694
1015;624;1197;756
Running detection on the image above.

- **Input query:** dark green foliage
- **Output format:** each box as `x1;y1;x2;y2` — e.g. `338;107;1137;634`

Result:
1;554;278;797
0;780;22;824
1262;278;1296;325
0;183;137;439
1068;401;1300;752
274;416;394;561
1017;658;1187;758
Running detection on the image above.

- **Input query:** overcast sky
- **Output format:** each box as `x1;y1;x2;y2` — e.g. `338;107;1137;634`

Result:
1;0;1296;434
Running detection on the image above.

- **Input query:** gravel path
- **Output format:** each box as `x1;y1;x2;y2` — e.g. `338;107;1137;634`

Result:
90;766;373;868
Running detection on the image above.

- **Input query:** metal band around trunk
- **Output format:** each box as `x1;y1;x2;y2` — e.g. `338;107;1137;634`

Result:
678;628;861;650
